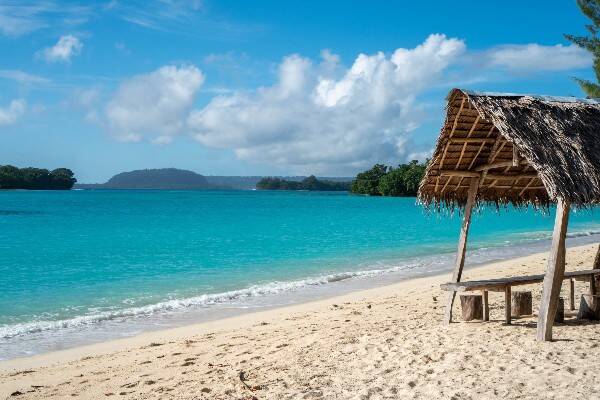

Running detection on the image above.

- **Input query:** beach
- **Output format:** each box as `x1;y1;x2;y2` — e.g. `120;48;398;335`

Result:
2;243;599;399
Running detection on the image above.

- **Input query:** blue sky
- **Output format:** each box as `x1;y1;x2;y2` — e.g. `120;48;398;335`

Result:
0;0;594;182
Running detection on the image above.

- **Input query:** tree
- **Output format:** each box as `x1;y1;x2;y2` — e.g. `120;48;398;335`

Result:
0;165;76;190
351;161;427;197
402;160;427;194
50;168;77;189
566;0;600;97
0;165;22;189
351;164;388;196
378;167;407;196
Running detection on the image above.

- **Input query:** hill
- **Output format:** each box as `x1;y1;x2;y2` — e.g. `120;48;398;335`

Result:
75;169;354;190
76;168;216;190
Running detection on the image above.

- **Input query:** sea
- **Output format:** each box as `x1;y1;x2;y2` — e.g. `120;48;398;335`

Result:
1;189;598;360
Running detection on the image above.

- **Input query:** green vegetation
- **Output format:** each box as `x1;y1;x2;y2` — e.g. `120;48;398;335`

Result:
0;165;76;190
566;0;600;97
350;160;427;196
256;175;351;191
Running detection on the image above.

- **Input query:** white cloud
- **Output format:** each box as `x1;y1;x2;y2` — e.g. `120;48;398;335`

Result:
0;99;26;126
0;69;48;83
484;43;592;72
114;0;202;30
41;35;83;63
95;35;593;174
188;34;465;174
106;65;204;142
0;2;91;37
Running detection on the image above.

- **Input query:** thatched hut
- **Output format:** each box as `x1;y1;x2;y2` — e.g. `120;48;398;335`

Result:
418;88;600;341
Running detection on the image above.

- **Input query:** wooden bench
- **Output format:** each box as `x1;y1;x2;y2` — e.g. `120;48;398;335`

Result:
441;269;600;324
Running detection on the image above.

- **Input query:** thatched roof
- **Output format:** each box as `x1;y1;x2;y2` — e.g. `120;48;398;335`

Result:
418;88;600;210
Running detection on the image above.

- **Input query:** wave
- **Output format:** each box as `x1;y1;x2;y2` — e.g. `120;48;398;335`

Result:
2;225;598;342
0;262;421;340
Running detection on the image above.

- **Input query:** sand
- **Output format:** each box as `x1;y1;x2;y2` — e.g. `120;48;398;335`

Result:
1;243;600;399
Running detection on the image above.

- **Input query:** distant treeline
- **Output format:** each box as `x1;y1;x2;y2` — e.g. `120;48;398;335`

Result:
256;175;351;191
0;165;77;190
350;160;427;196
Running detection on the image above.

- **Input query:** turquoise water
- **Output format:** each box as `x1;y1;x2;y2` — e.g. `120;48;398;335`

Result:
1;190;599;359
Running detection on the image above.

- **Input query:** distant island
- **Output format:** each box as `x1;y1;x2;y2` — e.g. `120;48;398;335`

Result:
350;160;427;196
0;165;76;190
75;168;354;190
76;168;217;190
256;175;351;191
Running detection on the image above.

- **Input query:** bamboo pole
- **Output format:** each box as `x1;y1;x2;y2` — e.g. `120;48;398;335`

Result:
536;199;570;341
443;177;479;325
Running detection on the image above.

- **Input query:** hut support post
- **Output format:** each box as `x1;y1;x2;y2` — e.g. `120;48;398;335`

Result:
443;178;479;325
536;199;570;342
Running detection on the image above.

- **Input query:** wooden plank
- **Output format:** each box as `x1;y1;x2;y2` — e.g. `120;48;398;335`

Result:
482;290;489;322
467;126;496;170
519;177;537;196
438;170;538;180
512;145;519;167
536;199;570;341
443;177;479;325
450;138;496;144
455;142;468;170
474;160;525;171
440;176;454;194
505;286;512;325
440;269;600;292
569;278;575;311
485;173;538;180
439;98;465;170
425;184;546;190
489;141;507;163
439;170;481;178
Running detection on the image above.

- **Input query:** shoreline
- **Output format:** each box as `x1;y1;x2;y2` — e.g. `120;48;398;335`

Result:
2;242;599;398
2;231;599;363
3;242;598;374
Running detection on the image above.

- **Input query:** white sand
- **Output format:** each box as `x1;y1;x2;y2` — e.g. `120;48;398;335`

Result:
1;243;599;399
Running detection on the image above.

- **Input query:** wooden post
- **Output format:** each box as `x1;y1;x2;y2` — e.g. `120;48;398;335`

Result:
569;279;575;311
555;298;565;323
536;199;570;341
443;177;479;324
482;290;489;322
460;295;483;321
511;291;533;317
577;294;600;320
504;286;511;325
590;274;597;296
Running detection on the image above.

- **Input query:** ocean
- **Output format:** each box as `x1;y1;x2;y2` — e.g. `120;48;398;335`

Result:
1;189;598;360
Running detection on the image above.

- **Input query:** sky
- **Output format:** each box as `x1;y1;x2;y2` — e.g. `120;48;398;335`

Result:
0;0;595;183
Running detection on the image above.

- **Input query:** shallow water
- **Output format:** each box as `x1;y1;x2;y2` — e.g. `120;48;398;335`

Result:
0;190;598;359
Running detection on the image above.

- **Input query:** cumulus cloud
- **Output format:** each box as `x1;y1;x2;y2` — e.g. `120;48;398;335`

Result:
187;34;465;173
41;35;83;63
0;99;26;126
483;43;592;72
106;65;204;142
97;35;593;174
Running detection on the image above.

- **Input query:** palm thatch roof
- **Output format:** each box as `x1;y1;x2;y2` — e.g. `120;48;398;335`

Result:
418;88;600;210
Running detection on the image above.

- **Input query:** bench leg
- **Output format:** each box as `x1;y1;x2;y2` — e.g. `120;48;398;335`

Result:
591;274;597;296
444;291;457;324
569;278;575;311
482;290;489;322
505;286;511;325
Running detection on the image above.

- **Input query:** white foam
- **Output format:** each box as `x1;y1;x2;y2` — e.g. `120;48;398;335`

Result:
2;226;599;342
0;262;420;340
